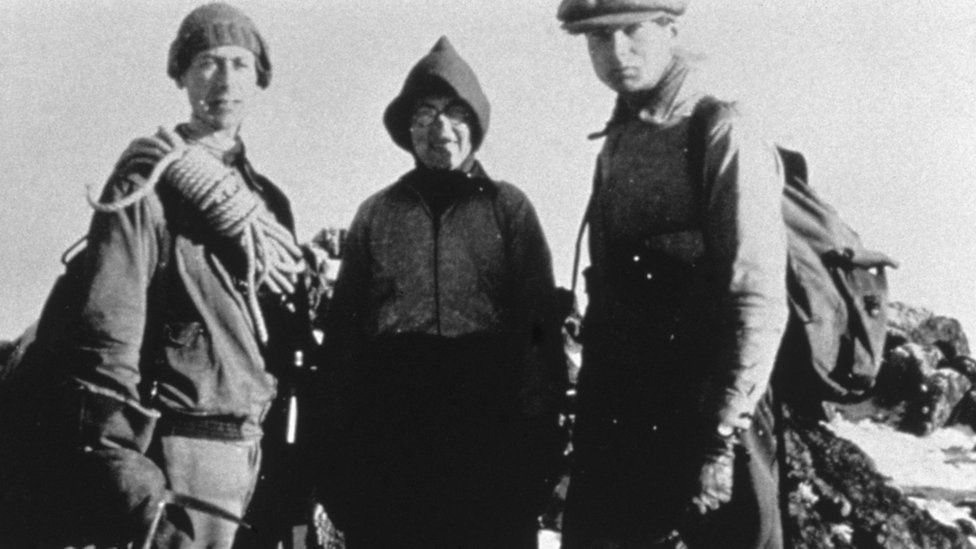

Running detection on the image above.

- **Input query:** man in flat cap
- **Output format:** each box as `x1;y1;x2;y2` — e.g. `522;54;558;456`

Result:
0;4;308;548
557;1;787;548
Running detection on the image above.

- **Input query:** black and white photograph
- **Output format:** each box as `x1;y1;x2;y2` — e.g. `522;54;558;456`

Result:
1;1;975;548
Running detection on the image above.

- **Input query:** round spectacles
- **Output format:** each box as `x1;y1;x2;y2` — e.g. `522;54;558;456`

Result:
410;103;472;128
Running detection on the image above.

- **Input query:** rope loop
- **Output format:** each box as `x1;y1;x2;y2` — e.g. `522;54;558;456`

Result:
87;137;305;344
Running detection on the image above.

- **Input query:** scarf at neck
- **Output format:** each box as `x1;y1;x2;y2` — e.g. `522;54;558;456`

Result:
401;162;491;219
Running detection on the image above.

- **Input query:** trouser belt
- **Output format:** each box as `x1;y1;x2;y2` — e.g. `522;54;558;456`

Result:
157;415;249;441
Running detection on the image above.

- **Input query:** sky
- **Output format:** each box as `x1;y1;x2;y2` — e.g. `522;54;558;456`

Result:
1;1;975;340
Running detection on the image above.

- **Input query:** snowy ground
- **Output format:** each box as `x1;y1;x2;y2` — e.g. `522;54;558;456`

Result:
828;417;976;544
828;417;976;500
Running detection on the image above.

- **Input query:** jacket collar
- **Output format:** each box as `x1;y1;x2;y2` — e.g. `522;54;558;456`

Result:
590;54;704;139
397;159;497;196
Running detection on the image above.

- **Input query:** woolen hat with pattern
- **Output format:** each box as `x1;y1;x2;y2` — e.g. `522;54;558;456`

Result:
167;2;272;88
383;36;491;153
557;0;688;33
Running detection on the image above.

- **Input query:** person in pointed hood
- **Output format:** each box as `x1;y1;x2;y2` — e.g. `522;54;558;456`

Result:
315;37;566;548
383;36;491;160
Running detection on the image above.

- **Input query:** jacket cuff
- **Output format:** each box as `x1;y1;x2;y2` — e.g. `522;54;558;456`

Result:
69;381;160;453
710;383;759;434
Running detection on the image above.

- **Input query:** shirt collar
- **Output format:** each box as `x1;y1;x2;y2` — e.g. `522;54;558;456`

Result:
590;54;701;139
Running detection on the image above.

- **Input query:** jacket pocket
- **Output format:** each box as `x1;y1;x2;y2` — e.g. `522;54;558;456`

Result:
162;321;212;372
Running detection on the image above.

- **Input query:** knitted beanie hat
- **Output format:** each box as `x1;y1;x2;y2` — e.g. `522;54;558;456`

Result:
557;0;688;33
167;3;271;88
383;36;491;152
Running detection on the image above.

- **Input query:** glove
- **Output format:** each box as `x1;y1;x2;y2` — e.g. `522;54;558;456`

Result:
53;383;165;544
74;447;167;544
690;429;736;515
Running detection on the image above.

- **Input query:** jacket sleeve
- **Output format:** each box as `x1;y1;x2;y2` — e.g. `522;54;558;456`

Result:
701;103;788;432
68;163;165;453
317;200;374;431
499;187;568;509
310;202;374;524
501;189;566;419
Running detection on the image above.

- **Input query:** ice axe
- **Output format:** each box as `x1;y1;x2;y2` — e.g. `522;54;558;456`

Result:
139;490;251;549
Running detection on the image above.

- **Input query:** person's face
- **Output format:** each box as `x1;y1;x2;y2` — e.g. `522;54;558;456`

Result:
409;95;474;171
180;45;259;133
585;18;677;95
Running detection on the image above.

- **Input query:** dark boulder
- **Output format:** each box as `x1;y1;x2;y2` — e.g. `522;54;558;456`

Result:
900;368;973;436
887;302;970;360
833;342;973;436
0;340;16;374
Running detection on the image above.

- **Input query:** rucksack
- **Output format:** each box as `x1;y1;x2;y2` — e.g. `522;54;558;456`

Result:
567;96;898;405
687;96;898;403
0;237;87;388
0;226;174;541
0;238;90;539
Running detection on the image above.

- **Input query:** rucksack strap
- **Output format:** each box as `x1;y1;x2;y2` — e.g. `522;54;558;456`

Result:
569;198;589;294
60;236;88;267
686;95;725;191
569;159;604;294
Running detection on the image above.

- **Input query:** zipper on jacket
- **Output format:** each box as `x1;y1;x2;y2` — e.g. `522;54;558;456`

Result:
432;215;442;335
405;182;443;335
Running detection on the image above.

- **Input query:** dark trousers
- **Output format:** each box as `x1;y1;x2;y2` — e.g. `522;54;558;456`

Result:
332;334;541;549
563;392;782;549
562;314;782;549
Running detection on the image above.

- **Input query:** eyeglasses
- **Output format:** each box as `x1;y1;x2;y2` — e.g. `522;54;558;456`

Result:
410;103;472;129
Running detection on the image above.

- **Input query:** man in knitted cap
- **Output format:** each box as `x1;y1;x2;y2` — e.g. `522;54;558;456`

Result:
557;1;787;548
2;4;305;547
315;36;566;548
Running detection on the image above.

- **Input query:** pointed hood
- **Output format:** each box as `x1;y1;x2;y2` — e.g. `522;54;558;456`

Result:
384;36;491;152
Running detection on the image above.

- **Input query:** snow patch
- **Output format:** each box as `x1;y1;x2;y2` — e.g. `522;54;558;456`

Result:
826;417;976;490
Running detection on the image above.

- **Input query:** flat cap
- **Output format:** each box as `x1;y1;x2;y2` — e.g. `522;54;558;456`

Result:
557;0;687;33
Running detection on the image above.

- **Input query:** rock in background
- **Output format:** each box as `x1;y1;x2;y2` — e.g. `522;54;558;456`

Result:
0;340;15;375
886;302;970;359
781;407;975;548
780;301;976;548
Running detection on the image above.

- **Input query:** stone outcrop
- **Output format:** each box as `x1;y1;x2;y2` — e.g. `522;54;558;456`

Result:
780;301;976;548
886;302;971;360
782;406;974;548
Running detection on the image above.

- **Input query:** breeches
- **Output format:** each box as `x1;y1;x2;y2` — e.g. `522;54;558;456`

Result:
151;435;262;549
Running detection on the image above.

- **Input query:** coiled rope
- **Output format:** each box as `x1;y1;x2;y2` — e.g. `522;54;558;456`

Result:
88;144;304;344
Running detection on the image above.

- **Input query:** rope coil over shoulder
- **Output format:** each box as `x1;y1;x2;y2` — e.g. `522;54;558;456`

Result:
88;142;304;344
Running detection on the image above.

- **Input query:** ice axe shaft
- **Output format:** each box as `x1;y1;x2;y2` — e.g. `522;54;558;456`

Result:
140;501;167;549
